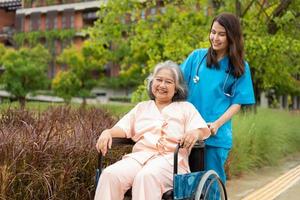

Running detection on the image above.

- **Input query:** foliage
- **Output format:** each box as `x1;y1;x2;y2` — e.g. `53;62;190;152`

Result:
88;0;300;101
245;32;300;95
0;106;116;200
0;44;6;66
14;29;76;74
1;45;50;108
14;29;76;47
130;83;149;103
108;96;131;103
53;42;105;105
227;108;300;178
237;0;300;96
0;103;299;198
52;71;81;103
88;0;209;96
99;64;143;93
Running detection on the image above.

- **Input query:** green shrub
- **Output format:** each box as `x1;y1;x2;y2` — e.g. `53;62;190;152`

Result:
109;96;131;102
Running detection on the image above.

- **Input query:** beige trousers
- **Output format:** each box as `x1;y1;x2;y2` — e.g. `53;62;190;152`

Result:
94;155;178;200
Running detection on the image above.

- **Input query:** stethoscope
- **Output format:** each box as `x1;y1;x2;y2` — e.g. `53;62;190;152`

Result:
190;53;237;97
191;54;207;84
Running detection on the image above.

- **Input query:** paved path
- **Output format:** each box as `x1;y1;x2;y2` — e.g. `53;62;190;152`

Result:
226;152;300;200
275;180;300;200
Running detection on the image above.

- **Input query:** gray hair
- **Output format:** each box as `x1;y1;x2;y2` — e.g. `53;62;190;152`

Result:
147;60;188;102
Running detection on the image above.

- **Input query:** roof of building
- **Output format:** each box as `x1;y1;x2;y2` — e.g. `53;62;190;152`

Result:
0;0;21;11
16;0;103;15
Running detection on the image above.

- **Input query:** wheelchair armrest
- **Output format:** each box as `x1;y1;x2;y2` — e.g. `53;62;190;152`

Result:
97;138;135;172
173;140;205;175
96;137;135;188
112;137;135;145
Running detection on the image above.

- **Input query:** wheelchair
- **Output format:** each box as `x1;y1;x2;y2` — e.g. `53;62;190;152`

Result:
95;138;227;200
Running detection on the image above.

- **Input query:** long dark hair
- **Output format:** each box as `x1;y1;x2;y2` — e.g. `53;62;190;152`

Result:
207;13;245;77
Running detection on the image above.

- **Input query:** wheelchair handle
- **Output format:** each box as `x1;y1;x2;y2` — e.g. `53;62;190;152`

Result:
173;143;181;175
173;141;205;175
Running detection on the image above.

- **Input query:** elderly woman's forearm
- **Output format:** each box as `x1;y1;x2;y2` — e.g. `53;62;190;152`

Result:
108;127;127;138
200;127;211;140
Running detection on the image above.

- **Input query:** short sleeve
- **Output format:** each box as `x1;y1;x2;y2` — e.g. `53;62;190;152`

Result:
180;50;197;83
231;62;256;105
113;104;138;138
184;102;208;132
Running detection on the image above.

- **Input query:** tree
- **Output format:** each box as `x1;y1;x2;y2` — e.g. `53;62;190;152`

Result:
53;41;104;106
229;0;300;102
1;45;50;108
0;44;6;66
52;71;81;104
88;0;300;103
88;0;210;101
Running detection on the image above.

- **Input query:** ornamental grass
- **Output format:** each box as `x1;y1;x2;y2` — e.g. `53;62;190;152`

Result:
0;106;123;200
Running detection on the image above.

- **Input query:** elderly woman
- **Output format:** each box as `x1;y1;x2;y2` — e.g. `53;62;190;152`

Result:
95;61;210;200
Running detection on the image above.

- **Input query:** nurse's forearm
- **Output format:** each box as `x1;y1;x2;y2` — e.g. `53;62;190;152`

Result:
215;104;241;128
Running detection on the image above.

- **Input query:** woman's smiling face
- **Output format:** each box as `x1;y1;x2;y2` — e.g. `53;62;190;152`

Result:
151;68;176;103
210;21;229;55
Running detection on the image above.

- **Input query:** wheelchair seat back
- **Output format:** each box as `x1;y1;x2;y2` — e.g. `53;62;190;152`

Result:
188;141;205;172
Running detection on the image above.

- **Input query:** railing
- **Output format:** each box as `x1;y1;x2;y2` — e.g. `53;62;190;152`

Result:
23;0;98;8
0;26;15;36
0;0;21;11
82;11;98;20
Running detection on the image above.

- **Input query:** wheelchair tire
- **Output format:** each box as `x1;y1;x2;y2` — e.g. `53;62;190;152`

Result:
194;170;227;200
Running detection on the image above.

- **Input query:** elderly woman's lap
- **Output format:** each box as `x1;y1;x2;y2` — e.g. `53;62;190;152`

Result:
95;155;175;200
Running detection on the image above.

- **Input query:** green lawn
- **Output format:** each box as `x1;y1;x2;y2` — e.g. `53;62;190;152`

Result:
0;101;134;117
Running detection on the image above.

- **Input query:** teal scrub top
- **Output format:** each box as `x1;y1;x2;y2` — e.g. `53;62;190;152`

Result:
181;48;255;148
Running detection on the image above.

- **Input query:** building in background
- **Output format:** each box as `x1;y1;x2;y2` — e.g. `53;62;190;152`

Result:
15;0;102;78
0;0;21;47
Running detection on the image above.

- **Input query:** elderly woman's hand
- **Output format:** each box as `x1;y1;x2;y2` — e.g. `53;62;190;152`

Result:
96;129;112;156
180;131;199;150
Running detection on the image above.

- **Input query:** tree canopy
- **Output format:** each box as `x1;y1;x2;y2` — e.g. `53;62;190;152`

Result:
1;45;50;108
88;0;299;102
52;41;104;105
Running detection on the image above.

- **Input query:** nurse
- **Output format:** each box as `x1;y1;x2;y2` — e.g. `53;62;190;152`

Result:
181;12;255;184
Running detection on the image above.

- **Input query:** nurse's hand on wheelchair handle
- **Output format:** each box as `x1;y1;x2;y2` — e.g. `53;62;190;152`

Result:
96;130;112;156
207;122;219;136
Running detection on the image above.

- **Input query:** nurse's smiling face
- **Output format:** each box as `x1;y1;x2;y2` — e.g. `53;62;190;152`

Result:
210;21;228;57
151;68;176;104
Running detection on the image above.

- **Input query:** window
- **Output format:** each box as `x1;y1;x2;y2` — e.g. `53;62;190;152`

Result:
30;12;41;31
46;11;57;30
15;14;25;32
62;9;75;29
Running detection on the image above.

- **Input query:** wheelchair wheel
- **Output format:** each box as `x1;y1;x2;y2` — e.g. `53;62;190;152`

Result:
194;170;227;200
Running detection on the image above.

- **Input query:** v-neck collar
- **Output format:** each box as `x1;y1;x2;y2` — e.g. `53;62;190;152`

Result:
152;100;173;114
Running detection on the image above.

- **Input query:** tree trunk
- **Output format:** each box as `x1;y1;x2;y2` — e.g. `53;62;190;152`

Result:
235;0;242;17
268;0;292;34
81;97;87;108
211;0;224;10
18;96;26;109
